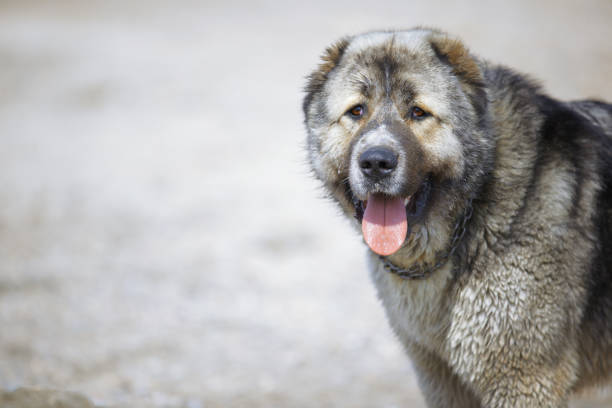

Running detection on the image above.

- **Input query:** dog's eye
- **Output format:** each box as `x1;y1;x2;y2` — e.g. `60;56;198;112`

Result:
347;105;365;119
411;106;429;120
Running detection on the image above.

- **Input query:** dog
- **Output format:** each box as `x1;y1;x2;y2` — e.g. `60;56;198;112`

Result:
303;28;612;407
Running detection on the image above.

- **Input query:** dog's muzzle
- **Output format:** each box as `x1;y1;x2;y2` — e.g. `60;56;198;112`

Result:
347;122;429;256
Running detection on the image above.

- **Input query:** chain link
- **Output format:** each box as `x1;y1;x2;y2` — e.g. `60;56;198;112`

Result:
379;198;474;280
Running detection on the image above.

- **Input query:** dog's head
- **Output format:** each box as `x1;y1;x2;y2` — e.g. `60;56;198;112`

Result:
304;29;492;262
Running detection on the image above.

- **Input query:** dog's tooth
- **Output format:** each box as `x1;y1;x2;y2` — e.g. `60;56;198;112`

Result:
404;198;409;206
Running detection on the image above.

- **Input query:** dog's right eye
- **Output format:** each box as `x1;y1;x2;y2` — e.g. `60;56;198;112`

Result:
347;105;365;119
411;106;429;120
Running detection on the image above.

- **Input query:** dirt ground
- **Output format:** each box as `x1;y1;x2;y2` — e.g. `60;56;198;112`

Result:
0;1;611;407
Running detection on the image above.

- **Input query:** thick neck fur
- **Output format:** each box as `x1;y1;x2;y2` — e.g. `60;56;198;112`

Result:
456;65;546;270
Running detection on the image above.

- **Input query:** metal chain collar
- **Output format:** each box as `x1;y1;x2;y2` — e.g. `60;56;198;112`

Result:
379;198;474;280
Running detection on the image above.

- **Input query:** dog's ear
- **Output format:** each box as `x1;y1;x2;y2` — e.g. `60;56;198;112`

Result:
317;38;350;77
428;32;487;116
303;38;350;115
428;33;483;86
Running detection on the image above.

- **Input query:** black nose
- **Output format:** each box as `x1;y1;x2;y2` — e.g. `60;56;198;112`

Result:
358;146;398;179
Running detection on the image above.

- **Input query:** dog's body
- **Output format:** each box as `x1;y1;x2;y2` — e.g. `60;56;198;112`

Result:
303;28;612;407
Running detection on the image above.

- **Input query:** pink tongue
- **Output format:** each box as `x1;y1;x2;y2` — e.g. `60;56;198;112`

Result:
362;194;408;256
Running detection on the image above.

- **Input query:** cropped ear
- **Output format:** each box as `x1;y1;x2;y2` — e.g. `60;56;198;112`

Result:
428;33;483;86
428;32;487;116
303;38;350;115
317;38;350;78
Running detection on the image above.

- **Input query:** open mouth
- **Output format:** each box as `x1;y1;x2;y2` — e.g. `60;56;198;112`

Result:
349;177;432;256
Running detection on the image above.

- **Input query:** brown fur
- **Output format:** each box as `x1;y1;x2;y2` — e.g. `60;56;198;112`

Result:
430;33;483;85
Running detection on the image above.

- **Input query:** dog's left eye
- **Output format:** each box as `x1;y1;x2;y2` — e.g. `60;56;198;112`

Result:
347;105;365;119
411;106;430;120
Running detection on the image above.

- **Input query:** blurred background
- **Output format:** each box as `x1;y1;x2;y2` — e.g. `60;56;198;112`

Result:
0;1;611;407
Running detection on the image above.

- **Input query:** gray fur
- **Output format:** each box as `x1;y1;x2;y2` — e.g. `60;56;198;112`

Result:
303;28;612;407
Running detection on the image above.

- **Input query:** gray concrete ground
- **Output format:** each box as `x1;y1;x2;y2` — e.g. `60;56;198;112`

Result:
0;1;611;407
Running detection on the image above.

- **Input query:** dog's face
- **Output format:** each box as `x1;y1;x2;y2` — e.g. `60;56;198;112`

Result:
304;29;491;259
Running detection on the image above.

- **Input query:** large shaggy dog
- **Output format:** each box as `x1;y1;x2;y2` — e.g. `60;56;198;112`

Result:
303;28;612;407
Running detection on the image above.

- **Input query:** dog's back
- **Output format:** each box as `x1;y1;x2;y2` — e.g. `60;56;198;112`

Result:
568;98;612;389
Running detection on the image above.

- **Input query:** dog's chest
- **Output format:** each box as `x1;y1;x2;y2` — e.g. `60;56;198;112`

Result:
368;255;454;353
